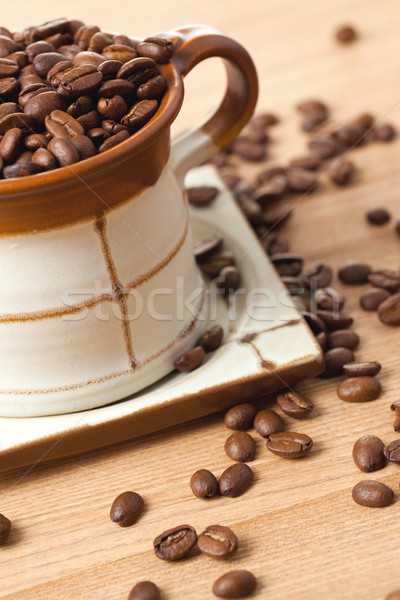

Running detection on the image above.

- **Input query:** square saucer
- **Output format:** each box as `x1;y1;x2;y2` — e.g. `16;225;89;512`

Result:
0;165;323;472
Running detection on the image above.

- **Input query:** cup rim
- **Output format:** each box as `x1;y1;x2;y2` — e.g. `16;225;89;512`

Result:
0;62;183;198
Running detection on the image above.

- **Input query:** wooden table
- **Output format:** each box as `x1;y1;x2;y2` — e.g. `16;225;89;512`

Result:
2;1;400;598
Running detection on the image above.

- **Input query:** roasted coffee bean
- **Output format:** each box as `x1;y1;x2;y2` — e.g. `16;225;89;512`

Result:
321;347;355;378
73;50;105;67
219;168;241;190
317;309;353;331
368;269;400;293
391;404;400;432
0;35;18;58
328;330;360;350
58;44;81;60
33;51;66;78
350;112;374;131
286;167;317;192
377;293;400;326
0;57;19;77
218;463;254;497
15;151;33;163
337;376;381;403
136;37;174;63
45;33;73;49
266;431;313;458
254;174;287;205
46;60;73;86
336;24;357;42
314;287;345;311
97;78;135;98
110;491;144;527
154;525;197;561
198;525;238;560
33;18;77;41
353;435;386;472
316;331;328;350
194;235;224;263
277;390;313;419
297;99;327;114
257;165;285;185
47;136;80;166
366;207;391;225
174;346;205;372
77;109;101;131
187;185;219;207
3;162;44;178
352;480;393;507
237;124;269;144
97;59;124;80
254;409;285;437
282;276;303;295
0;102;18;118
25;40;55;62
230;138;266;162
260;233;290;256
24;133;48;150
343;361;381;377
251;112;278;127
0;76;19;97
101;119;128;135
128;581;160;600
58;64;103;97
331;160;355;185
25;91;66;125
70;134;97;160
302;108;328;132
270;253;303;277
7;51;28;68
384;439;400;462
45;110;84;138
360;287;391;311
190;469;218;499
212;570;257;599
97;128;128;151
303;262;332;289
225;432;256;462
117;56;157;86
67;95;93;117
0;514;11;545
338;261;372;284
302;311;327;336
372;123;396;141
113;34;134;47
97;95;127;120
32;147;56;170
237;194;263;225
337;124;365;147
262;199;293;228
395;221;400;237
87;32;113;54
121;99;158;130
217;266;241;294
385;592;400;600
74;24;101;50
197;325;224;352
290;155;321;170
102;44;137;63
0;127;22;162
224;403;256;431
308;133;341;158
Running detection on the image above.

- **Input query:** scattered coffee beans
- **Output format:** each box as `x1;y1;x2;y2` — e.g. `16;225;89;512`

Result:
153;525;197;561
303;262;332;289
321;347;355;378
366;207;391;225
328;329;359;350
128;581;160;600
342;361;381;377
224;403;257;431
187;185;219;207
337;376;381;403
212;570;257;599
197;525;238;559
265;431;313;458
314;287;345;311
276;390;313;418
190;469;218;499
254;409;285;437
174;346;205;372
224;432;256;462
218;463;254;497
373;123;396;141
0;514;11;545
110;491;144;527
197;325;224;352
194;235;223;263
352;480;393;507
377;293;400;326
391;403;400;432
360;287;391;311
335;25;358;43
330;159;355;185
338;262;372;284
352;435;386;472
383;440;400;463
368;269;400;292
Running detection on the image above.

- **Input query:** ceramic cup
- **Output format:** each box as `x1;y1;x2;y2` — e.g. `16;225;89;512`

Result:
0;25;258;417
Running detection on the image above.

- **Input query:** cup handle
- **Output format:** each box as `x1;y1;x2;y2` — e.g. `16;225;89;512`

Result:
167;25;258;184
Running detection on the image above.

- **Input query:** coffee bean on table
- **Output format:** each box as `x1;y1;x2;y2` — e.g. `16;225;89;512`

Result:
337;376;381;403
218;463;254;497
330;160;355;185
197;525;238;560
110;491;144;527
153;525;197;561
314;287;345;311
328;330;360;350
217;266;241;294
377;293;400;326
270;253;303;277
383;439;400;462
266;431;313;458
360;287;391;311
366;207;391;225
338;262;372;284
342;361;381;377
302;311;327;336
254;409;285;437
128;581;160;600
290;155;321;170
197;325;224;352
352;480;393;508
337;124;365;147
391;404;400;432
230;138;266;162
303;263;332;289
336;24;358;43
308;133;340;158
286;167;317;192
212;570;257;598
368;269;400;292
0;514;11;545
317;310;353;331
224;403;257;431
187;185;219;206
190;469;218;499
174;346;205;372
194;235;224;262
277;390;313;419
352;435;386;472
224;432;256;462
321;347;355;378
372;123;396;141
200;250;236;278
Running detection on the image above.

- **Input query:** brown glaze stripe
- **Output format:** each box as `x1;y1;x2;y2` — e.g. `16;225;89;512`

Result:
94;217;136;368
0;284;206;395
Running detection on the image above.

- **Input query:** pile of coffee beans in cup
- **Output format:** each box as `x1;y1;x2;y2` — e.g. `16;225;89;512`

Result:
0;18;172;178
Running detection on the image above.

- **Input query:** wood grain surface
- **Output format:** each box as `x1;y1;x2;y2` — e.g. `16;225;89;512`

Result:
1;0;400;598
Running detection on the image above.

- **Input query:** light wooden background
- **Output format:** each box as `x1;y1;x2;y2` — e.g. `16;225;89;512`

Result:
1;0;400;598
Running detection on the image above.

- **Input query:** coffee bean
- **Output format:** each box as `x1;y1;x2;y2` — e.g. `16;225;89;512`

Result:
372;123;396;142
212;570;256;599
190;469;218;499
366;207;391;225
225;432;256;462
77;109;101;132
317;310;353;331
254;175;287;207
58;64;103;97
47;136;80;166
360;287;391;311
174;346;205;372
270;253;303;277
0;34;18;58
46;60;74;87
25;133;48;150
70;134;96;160
378;293;400;326
33;51;66;78
352;480;393;508
308;134;340;158
303;263;332;289
102;44;138;63
98;129;130;152
353;435;386;472
314;287;345;311
110;491;144;527
297;99;328;114
224;403;257;431
368;269;400;293
117;56;157;85
286;167;317;192
32;147;56;170
337;376;381;403
385;592;400;600
187;185;219;207
97;59;124;80
260;233;290;256
45;109;85;138
67;94;93;117
3;162;44;178
136;37;174;63
302;108;328;132
290;155;321;170
0;514;11;545
350;113;374;131
336;124;365;147
194;235;224;263
338;262;372;284
121;99;158;130
218;463;254;497
197;325;224;352
198;525;238;560
137;74;166;100
321;347;355;378
266;431;313;458
0;101;19;118
237;194;263;225
15;151;33;163
336;24;358;43
128;581;160;600
251;112;279;128
254;409;285;437
256;165;285;186
238;124;269;144
74;25;101;50
25;90;66;126
343;361;381;377
277;390;313;419
384;439;400;462
331;160;355;185
231;138;266;162
0;127;22;162
0;57;19;77
87;32;113;54
316;331;328;350
394;220;400;236
26;40;55;62
391;404;400;432
328;330;360;350
281;276;303;295
217;266;241;294
154;525;197;561
0;76;19;97
97;95;127;120
302;311;327;336
98;78;135;98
